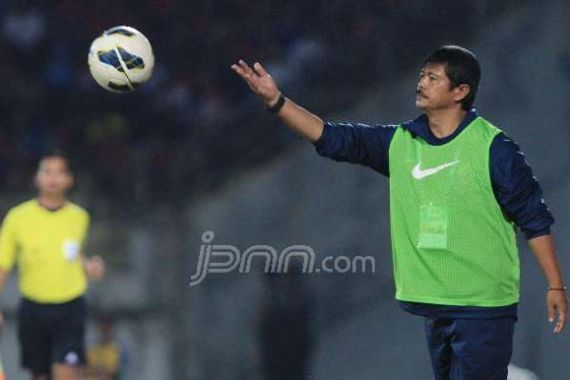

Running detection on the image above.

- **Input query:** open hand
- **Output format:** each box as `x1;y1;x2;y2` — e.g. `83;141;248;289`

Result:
231;60;280;106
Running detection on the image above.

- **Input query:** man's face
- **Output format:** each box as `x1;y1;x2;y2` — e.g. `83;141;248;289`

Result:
415;63;463;111
35;157;73;197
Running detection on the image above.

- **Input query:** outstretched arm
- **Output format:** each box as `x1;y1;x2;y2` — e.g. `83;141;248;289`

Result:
528;234;567;334
231;60;324;142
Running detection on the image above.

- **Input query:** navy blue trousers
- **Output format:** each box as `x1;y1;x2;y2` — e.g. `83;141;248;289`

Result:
424;316;517;380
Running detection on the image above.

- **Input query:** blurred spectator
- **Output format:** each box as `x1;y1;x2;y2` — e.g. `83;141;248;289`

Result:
258;266;314;380
0;0;510;210
2;3;45;51
86;315;129;380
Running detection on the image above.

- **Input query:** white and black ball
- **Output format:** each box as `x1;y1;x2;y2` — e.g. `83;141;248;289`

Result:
88;26;155;93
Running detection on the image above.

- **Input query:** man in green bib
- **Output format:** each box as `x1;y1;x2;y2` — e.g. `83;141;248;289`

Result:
231;46;567;379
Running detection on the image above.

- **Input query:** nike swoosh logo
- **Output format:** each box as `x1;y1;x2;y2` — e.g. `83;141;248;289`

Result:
411;160;460;179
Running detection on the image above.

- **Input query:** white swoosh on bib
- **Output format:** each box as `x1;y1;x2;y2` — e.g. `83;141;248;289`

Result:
411;160;460;180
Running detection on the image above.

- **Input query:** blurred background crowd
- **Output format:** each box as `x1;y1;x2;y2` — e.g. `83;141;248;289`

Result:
1;1;569;380
0;0;515;211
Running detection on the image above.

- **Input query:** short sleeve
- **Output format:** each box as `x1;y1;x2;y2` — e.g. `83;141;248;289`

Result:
0;211;19;272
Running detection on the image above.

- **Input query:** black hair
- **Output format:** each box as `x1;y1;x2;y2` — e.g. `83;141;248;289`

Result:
423;45;481;110
39;149;72;173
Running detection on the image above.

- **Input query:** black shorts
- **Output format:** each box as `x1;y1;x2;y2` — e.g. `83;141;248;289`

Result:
18;296;87;375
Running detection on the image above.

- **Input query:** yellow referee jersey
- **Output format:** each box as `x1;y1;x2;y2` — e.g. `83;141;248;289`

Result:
0;199;90;303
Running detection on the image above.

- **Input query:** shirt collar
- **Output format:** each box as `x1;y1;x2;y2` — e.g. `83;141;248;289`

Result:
402;109;478;145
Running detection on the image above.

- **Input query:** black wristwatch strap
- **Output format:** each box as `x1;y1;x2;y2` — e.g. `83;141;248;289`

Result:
266;94;286;114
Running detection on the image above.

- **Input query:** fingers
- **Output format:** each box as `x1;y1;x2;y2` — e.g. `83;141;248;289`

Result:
239;59;255;75
231;60;259;94
548;294;568;333
548;301;556;323
230;59;278;102
230;63;245;78
253;62;268;77
554;303;568;333
554;315;566;333
231;59;266;95
231;59;256;79
231;59;271;81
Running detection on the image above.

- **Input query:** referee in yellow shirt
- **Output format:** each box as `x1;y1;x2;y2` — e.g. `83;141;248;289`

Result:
0;151;104;380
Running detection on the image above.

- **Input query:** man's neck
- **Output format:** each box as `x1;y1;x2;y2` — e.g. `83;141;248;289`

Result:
37;195;67;210
425;108;468;139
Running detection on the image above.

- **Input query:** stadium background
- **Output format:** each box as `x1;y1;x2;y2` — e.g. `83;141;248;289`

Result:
0;0;569;379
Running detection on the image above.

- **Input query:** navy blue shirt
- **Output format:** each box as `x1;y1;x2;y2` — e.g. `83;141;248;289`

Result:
313;110;554;318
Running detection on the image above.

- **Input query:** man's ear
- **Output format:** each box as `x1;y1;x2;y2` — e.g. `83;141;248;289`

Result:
453;84;471;103
67;173;75;190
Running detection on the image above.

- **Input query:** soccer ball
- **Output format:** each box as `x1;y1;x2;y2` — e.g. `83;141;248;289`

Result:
88;26;155;93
